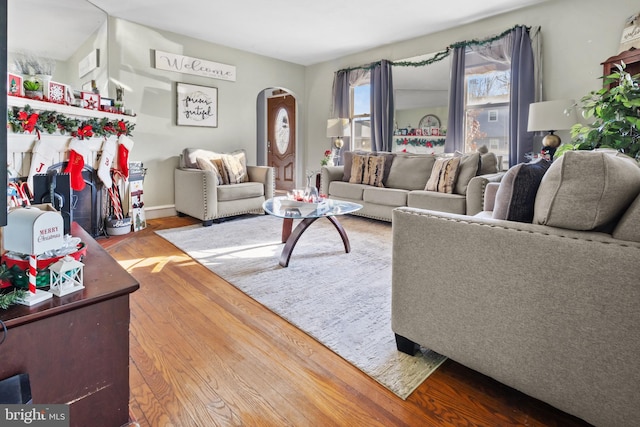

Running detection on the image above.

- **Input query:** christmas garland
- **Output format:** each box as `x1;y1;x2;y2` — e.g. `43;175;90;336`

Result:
395;137;446;148
7;104;135;139
0;289;27;309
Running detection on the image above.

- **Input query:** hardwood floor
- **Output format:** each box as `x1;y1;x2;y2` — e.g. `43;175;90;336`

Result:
99;216;591;427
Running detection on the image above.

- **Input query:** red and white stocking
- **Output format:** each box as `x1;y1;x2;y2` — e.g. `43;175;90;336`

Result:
97;138;116;188
64;139;91;191
27;139;56;190
117;135;134;179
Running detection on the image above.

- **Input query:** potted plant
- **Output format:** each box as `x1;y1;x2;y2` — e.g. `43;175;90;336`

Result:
560;63;640;160
23;78;43;100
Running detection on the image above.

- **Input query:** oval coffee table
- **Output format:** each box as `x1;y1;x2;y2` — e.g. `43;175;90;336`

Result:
262;197;362;267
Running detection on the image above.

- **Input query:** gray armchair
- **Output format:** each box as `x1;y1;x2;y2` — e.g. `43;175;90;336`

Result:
174;149;274;226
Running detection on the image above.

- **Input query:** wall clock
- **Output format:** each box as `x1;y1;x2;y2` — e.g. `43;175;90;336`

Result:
418;114;441;129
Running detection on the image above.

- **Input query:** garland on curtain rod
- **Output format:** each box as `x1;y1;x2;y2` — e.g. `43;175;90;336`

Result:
337;24;530;73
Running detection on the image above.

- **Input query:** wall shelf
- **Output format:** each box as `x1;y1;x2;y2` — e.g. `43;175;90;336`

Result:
7;96;136;123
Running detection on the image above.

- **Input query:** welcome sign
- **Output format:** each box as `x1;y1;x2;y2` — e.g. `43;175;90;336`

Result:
155;50;236;82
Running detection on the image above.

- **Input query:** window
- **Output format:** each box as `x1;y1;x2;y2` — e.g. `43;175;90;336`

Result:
464;44;510;167
351;84;371;151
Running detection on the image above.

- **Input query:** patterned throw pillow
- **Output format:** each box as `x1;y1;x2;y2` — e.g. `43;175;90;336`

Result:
349;154;367;184
195;157;223;185
362;155;386;187
425;157;461;193
221;151;247;184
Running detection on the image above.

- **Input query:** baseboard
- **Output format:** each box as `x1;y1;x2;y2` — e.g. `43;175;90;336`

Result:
142;204;177;220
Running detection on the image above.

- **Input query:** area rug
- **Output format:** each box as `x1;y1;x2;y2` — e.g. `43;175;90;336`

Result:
156;214;446;399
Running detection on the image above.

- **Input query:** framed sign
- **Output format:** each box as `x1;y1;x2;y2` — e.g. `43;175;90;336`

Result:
176;82;218;127
156;50;236;82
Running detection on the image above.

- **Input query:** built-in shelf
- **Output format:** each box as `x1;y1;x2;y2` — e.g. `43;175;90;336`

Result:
7;96;137;123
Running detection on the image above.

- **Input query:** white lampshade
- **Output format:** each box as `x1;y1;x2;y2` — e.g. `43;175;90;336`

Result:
326;118;351;137
527;99;578;132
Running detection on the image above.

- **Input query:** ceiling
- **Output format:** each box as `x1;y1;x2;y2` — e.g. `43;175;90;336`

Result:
86;0;547;66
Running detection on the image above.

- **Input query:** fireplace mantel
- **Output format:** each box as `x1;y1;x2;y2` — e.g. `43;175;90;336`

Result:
7;96;137;123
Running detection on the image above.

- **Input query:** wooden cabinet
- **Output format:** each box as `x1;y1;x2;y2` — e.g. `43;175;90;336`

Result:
0;223;139;427
602;47;640;87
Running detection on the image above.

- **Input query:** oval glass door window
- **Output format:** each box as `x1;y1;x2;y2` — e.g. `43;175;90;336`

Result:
275;107;290;154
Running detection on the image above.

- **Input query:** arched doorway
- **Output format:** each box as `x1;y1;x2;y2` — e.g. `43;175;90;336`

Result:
257;88;298;192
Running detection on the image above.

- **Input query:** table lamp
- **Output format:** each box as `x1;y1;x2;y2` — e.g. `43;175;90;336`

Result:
527;99;578;160
326;118;351;150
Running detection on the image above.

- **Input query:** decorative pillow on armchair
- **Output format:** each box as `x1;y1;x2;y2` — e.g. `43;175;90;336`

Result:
221;150;248;184
533;150;640;230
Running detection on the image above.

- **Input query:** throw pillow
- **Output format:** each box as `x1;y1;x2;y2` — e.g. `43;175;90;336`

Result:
213;158;230;185
221;150;247;184
425;157;461;193
533;150;640;230
349;154;367;184
492;159;550;223
479;152;499;175
195;157;223;185
454;152;481;195
362;155;386;187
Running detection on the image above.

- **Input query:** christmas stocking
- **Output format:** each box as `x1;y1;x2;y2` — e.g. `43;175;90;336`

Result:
64;139;91;191
117;135;134;179
27;139;57;191
97;138;116;188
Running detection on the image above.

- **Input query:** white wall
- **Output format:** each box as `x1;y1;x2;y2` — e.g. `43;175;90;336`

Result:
107;18;306;218
106;0;638;218
303;0;639;169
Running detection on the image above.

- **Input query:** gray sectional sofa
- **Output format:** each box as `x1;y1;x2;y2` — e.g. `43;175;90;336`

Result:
320;150;504;221
391;150;640;427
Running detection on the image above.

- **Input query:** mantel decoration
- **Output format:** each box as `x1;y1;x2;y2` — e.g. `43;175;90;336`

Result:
559;63;640;160
7;104;135;138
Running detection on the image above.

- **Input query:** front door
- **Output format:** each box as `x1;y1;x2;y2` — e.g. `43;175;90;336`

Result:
267;94;296;192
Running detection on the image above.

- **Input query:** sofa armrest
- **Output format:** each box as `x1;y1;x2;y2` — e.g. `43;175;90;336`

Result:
465;172;505;215
483;182;500;212
391;207;640;427
247;165;275;199
174;167;219;220
320;166;344;195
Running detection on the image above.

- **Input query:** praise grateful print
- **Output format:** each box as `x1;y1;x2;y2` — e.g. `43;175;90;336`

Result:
176;83;218;127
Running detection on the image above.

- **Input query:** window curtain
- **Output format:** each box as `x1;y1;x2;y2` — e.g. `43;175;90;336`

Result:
444;47;465;153
370;60;394;152
506;26;536;166
330;69;369;164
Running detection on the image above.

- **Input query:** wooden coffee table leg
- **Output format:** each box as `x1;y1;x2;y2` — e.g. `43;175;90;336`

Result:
280;217;318;267
281;217;293;242
279;215;351;267
327;215;351;253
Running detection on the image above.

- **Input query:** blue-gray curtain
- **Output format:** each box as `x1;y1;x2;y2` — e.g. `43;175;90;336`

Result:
444;47;466;153
508;26;535;166
370;60;394;152
331;70;350;164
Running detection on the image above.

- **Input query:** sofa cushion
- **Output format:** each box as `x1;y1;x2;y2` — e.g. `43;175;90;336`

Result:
407;190;466;214
454;152;481;195
386;155;436;191
533;150;640;230
425;157;461;193
612;192;640;242
493;159;550;223
363;187;408;206
342;151;369;182
328;181;366;201
183;147;221;168
217;182;264;201
479;152;499;175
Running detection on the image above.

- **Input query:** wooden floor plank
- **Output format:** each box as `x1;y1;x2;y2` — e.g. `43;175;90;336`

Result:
102;215;591;427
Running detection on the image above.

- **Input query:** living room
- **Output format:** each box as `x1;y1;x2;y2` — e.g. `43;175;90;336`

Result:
2;0;639;426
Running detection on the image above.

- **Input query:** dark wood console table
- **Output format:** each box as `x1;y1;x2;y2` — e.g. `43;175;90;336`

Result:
0;222;139;427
